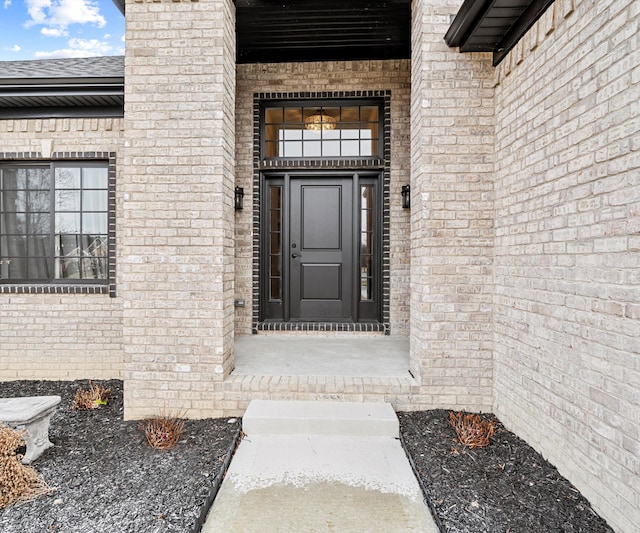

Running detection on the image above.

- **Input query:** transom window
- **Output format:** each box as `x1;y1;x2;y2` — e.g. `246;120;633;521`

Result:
263;101;381;159
0;161;109;283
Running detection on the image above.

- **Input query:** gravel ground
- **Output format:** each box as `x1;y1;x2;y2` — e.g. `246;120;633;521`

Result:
0;380;240;533
399;410;614;533
1;382;614;533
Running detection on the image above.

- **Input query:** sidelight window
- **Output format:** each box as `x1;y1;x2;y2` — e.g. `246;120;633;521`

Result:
0;162;110;284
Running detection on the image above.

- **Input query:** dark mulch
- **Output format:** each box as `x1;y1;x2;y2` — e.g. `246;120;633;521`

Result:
399;410;614;533
0;382;614;533
0;380;240;533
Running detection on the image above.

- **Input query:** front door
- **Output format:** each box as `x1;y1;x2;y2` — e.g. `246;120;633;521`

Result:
261;172;380;323
290;177;352;321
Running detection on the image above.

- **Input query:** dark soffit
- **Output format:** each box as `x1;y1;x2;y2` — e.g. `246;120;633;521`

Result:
234;0;411;64
445;0;555;66
0;56;124;118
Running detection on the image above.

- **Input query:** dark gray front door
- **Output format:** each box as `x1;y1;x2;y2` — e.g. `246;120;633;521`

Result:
289;177;353;321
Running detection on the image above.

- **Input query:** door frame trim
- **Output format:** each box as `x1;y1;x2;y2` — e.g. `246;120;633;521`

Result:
250;91;392;334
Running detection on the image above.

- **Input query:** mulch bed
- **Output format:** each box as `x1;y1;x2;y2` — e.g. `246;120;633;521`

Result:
0;381;614;532
0;380;240;533
398;410;614;533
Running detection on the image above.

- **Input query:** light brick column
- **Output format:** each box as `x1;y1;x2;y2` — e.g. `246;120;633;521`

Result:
410;0;494;410
121;0;236;419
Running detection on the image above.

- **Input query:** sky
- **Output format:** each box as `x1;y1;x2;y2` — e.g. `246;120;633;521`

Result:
0;0;124;61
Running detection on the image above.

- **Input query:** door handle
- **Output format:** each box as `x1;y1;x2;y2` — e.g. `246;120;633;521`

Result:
291;253;301;258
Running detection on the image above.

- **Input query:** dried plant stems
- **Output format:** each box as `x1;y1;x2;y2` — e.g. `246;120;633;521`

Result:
0;425;53;509
140;415;186;450
71;381;111;410
449;411;495;449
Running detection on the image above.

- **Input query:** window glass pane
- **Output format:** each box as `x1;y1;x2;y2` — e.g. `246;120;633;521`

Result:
2;168;25;189
283;141;302;158
340;107;359;121
55;168;81;189
341;127;360;139
55;190;80;211
265;141;279;158
83;167;108;189
304;142;322;158
361;106;379;122
270;255;281;277
342;140;360;157
270;278;281;300
265;107;283;123
82;190;107;211
82;256;107;279
5;235;26;254
56;256;80;279
28;213;50;234
27;168;50;190
82;212;107;234
81;234;108;257
269;186;281;209
3;212;26;234
27;257;50;279
28;190;50;212
1;189;26;212
55;234;81;256
323;141;341;157
56;213;80;233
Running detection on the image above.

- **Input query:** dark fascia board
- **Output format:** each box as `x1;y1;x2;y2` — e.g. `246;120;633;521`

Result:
0;105;124;119
444;0;493;48
493;0;555;65
0;76;124;116
445;0;555;66
111;0;124;15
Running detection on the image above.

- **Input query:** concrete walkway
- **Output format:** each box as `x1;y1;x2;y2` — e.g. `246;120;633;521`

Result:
202;400;438;533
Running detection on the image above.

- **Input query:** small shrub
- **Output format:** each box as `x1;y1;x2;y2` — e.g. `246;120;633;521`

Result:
449;411;495;449
0;424;53;508
140;415;186;450
71;381;111;410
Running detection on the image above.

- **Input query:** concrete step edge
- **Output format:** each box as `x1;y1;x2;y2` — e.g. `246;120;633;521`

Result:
242;400;399;437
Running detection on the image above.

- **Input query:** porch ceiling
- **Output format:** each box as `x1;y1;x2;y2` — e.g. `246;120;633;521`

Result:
234;0;411;64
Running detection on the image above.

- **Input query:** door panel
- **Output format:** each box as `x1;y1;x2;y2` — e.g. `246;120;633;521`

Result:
290;178;353;321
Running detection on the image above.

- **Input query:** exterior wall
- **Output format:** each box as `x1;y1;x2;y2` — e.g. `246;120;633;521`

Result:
234;60;412;336
492;1;640;531
0;118;124;380
122;0;236;419
410;0;495;410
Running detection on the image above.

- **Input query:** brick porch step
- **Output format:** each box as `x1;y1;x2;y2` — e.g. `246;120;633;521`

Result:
242;400;398;438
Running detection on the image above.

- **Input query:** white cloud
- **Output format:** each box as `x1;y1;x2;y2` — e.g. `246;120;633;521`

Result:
25;0;105;31
34;37;112;59
7;44;21;52
41;27;67;37
4;0;12;9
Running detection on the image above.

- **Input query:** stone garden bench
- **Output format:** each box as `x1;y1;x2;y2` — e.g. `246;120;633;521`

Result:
0;395;61;464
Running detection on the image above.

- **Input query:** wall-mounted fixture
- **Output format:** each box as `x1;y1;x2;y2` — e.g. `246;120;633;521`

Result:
235;186;245;210
401;184;411;209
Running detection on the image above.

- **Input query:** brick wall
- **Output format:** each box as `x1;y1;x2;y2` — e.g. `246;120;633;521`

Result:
234;60;412;336
492;0;640;531
0;118;124;380
410;0;495;410
122;0;236;419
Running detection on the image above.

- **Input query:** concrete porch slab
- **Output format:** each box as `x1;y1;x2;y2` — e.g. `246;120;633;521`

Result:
233;335;411;377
